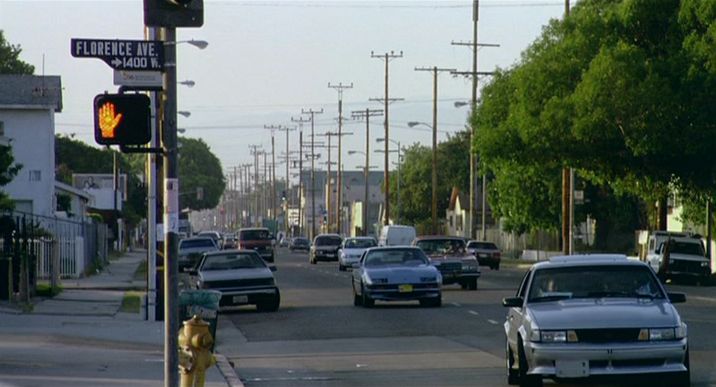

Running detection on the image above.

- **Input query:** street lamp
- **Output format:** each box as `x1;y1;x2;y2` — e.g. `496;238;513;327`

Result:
177;111;191;118
454;101;469;108
178;80;195;88
176;39;209;50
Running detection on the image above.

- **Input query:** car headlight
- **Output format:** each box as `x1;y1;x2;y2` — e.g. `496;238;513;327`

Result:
700;261;709;267
530;330;578;343
365;276;388;285
420;276;438;283
640;327;682;341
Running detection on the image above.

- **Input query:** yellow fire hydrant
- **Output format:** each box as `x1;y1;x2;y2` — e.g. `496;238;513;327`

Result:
178;315;216;387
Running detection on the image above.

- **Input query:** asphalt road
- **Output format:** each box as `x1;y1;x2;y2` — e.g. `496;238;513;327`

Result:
217;248;716;387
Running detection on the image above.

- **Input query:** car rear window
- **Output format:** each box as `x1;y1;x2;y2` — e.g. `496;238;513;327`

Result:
669;241;705;256
240;229;271;240
201;252;266;271
315;236;342;246
345;238;376;248
180;239;216;249
467;241;498;250
415;239;466;254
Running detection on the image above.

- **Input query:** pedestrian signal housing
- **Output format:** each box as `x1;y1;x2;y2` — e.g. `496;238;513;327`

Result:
93;93;151;146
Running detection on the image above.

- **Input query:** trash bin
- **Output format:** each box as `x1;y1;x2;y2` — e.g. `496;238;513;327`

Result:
178;289;222;350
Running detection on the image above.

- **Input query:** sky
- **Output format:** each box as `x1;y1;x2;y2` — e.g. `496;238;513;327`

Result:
0;0;569;182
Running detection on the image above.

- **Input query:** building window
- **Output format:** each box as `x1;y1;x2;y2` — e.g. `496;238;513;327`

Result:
29;170;41;182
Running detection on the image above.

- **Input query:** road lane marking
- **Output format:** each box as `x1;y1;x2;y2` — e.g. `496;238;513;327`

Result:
468;310;479;316
487;319;499;325
451;302;461;307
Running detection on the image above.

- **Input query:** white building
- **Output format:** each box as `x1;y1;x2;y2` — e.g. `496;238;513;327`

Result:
0;75;62;216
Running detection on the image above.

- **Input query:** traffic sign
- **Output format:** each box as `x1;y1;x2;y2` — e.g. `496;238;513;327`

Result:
71;38;164;71
113;70;163;87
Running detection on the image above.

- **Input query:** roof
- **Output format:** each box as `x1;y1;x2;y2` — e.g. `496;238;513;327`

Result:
447;187;468;212
0;75;62;112
532;254;643;269
55;180;92;200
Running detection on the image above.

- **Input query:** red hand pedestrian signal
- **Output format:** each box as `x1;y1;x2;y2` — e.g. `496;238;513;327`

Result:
98;101;123;139
93;94;151;146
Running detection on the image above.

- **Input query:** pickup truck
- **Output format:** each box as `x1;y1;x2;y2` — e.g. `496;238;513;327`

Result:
644;232;710;283
238;227;275;263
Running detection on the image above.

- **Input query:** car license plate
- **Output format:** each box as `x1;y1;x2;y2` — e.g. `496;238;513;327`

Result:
555;360;589;378
398;284;413;293
233;295;248;304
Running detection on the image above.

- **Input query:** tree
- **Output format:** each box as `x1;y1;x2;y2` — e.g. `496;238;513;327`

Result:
177;137;225;210
473;0;716;240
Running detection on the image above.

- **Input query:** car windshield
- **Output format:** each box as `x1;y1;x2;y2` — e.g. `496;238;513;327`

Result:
293;238;309;245
180;239;216;249
668;241;705;256
364;249;429;267
315;236;342;246
240;229;271;240
467;241;498;250
528;265;665;303
415;239;466;255
201;253;266;271
345;238;376;249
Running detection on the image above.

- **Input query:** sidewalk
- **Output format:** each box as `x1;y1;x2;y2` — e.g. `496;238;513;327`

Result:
0;249;240;387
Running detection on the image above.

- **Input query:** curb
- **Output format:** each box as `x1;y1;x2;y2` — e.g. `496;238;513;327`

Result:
215;353;244;387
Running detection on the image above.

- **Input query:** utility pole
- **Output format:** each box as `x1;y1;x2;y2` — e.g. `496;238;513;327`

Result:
249;145;263;227
278;126;296;235
563;0;572;254
371;51;403;226
416;66;456;235
292;116;311;237
265;125;283;230
353;108;383;236
328;82;353;235
452;0;499;240
300;109;324;239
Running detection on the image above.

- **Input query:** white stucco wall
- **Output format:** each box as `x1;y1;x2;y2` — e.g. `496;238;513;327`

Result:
0;108;55;216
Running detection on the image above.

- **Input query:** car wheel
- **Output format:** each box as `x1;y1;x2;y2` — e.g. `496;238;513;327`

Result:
517;338;542;387
506;339;519;385
467;278;478;291
361;284;374;308
353;281;362;306
669;347;690;387
420;296;441;308
257;292;280;312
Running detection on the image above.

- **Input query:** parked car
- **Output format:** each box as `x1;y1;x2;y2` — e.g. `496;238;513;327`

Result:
351;246;441;308
309;234;343;264
338;236;378;271
238;227;275;263
289;237;310;252
378;225;416;246
466;240;501;270
178;236;220;271
503;255;689;387
192;250;280;312
412;236;480;290
644;232;710;283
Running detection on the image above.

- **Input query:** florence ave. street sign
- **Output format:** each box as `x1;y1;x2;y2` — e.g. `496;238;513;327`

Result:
71;38;164;71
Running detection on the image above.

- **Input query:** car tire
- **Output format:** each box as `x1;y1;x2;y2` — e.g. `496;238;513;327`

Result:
506;339;519;385
353;281;362;306
517;338;542;387
361;284;374;308
420;296;441;308
257;292;280;313
467;278;478;291
670;347;690;387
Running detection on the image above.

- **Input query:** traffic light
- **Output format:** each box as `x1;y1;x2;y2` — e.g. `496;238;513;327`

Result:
144;0;204;28
93;93;151;146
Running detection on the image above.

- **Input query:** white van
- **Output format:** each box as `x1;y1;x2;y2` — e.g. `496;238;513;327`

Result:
378;225;417;246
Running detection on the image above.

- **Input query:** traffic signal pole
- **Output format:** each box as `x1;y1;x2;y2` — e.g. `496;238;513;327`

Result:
161;26;180;387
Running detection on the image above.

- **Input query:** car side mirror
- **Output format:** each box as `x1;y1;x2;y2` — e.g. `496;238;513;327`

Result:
668;292;686;303
502;297;524;308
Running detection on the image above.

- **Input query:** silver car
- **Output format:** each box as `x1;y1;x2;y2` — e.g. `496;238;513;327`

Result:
193;250;280;312
338;236;378;271
351;247;442;308
503;255;689;387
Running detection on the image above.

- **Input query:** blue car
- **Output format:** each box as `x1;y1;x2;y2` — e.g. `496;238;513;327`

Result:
351;247;442;308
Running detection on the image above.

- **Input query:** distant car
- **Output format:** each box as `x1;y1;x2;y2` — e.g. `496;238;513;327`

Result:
412;236;480;290
351;246;441;308
178;237;220;271
466;240;501;270
289;237;310;252
197;230;223;248
238;227;275;263
338;236;377;271
193;250;280;312
503;255;689;387
310;234;343;264
222;234;238;250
